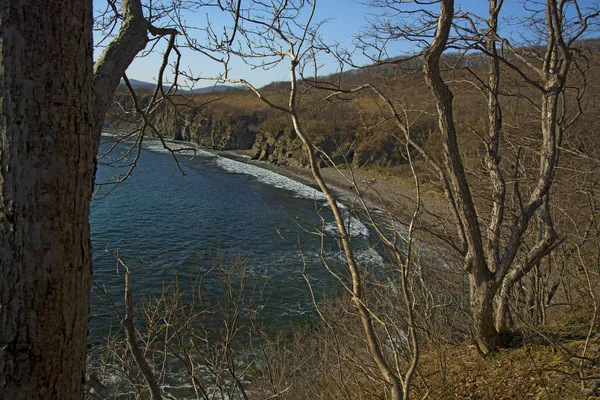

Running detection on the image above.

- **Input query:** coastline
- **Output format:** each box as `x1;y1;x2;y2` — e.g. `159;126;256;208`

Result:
101;132;433;223
216;149;429;224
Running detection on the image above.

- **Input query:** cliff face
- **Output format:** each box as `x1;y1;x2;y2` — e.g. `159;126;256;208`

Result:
251;127;309;167
152;105;260;151
106;94;261;151
105;92;414;169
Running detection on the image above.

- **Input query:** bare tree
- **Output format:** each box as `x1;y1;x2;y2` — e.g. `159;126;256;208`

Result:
179;1;432;398
0;1;94;398
89;249;272;399
0;0;183;397
353;0;599;355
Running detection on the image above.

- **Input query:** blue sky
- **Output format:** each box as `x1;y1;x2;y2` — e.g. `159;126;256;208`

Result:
94;0;599;89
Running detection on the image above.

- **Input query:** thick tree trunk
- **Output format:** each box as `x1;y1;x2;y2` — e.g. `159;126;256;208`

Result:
0;1;94;399
470;276;500;354
423;0;500;354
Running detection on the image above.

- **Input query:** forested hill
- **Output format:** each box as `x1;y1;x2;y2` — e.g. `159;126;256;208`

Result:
105;41;600;171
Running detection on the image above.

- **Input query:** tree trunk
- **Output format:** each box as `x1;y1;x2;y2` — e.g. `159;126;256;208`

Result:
92;0;149;146
495;278;513;335
423;0;500;355
0;1;94;399
470;276;500;354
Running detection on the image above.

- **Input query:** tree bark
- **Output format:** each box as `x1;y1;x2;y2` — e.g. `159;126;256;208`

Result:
423;0;502;353
92;0;149;147
0;1;94;399
470;277;500;354
495;274;514;334
1;0;154;397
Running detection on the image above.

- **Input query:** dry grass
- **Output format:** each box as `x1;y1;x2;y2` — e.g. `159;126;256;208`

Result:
421;336;600;399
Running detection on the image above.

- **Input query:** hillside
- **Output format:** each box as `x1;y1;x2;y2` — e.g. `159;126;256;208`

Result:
100;47;600;399
106;46;600;172
106;68;435;169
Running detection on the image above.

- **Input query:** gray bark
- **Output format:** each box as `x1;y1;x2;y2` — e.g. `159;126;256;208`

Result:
0;0;154;397
0;1;94;398
423;0;501;354
470;278;500;353
422;0;572;353
92;0;149;145
484;0;505;271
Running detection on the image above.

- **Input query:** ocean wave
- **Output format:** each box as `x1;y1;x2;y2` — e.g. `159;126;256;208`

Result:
323;216;370;238
249;243;384;273
213;156;326;200
279;301;314;316
247;249;341;277
100;131;119;138
354;247;385;267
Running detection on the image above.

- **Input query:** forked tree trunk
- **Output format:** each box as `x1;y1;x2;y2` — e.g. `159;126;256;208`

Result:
0;1;94;399
423;0;502;355
495;88;561;333
470;276;500;354
496;277;514;334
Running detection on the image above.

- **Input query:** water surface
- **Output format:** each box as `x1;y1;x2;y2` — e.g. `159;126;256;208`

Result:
89;137;381;338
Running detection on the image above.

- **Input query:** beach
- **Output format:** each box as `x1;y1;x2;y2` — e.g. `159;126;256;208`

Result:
220;149;442;227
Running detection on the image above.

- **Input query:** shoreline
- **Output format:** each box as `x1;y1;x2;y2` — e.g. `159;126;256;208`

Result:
215;150;379;207
101;132;431;223
215;149;428;225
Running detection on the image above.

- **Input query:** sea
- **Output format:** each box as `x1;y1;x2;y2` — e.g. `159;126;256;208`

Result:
88;135;384;340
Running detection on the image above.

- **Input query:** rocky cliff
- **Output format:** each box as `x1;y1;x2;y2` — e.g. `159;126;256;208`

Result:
105;93;261;151
105;91;419;169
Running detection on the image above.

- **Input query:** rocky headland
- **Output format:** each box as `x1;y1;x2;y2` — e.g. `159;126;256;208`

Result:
105;87;427;171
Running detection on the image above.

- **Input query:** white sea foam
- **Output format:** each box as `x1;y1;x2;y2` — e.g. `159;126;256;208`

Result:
105;134;325;201
332;203;371;237
280;301;314;316
214;156;326;200
323;218;370;238
100;131;118;138
136;137;344;205
354;247;385;267
139;138;378;263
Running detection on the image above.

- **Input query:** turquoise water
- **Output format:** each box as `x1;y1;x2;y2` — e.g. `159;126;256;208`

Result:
88;136;382;340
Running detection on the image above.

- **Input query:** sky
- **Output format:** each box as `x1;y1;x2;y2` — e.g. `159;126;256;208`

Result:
93;0;599;89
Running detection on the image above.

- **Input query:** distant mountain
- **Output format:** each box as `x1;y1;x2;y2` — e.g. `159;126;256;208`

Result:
191;84;235;94
122;78;159;90
119;78;234;94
